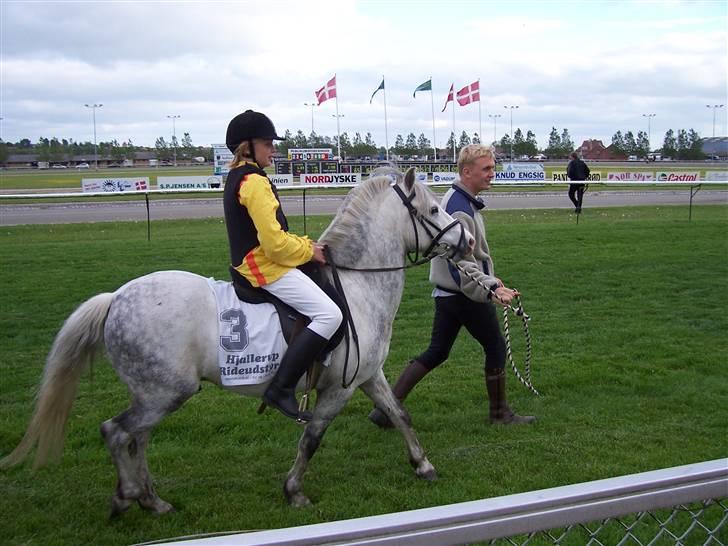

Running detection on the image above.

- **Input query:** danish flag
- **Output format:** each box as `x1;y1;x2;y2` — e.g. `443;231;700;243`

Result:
441;83;454;112
135;180;147;191
315;75;337;105
456;81;480;106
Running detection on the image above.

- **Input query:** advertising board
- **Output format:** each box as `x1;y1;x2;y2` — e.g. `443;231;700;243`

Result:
82;178;150;192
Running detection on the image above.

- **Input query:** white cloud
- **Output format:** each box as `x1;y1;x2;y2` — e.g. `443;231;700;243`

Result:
1;0;726;149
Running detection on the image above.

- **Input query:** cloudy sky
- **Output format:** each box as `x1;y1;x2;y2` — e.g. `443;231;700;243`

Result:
1;0;726;151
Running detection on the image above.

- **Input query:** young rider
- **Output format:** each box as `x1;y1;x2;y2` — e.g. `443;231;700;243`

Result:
223;110;342;423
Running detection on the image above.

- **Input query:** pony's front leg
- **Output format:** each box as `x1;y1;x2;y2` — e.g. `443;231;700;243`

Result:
284;385;355;507
360;370;437;481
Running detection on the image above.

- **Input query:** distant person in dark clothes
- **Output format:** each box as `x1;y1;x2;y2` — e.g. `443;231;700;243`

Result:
566;152;590;214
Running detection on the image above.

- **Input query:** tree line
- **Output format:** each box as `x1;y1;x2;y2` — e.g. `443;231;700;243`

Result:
0;133;209;164
275;126;707;160
0;126;709;164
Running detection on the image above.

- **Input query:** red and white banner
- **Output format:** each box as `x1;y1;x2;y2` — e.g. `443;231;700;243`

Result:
456;81;480;106
315;75;337;105
441;83;454;112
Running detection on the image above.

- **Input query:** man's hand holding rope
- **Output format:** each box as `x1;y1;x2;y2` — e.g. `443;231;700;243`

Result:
492;285;519;307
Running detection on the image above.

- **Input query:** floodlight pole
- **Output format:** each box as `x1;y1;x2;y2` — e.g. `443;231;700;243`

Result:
488;114;501;147
84;103;103;170
167;115;180;166
642;113;656;153
504;105;518;162
303;103;316;134
706;104;724;137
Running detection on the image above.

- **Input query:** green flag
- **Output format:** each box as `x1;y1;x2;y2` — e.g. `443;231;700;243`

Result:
369;78;385;104
413;78;432;98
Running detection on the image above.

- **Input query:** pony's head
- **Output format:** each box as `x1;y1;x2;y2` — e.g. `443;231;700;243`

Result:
320;167;473;265
392;167;474;263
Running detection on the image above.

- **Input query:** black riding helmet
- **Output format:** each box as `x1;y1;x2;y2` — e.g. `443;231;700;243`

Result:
226;110;286;154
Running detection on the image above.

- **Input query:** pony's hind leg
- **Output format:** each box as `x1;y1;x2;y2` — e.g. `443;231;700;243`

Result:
101;412;144;517
359;370;437;481
101;395;192;516
132;430;173;514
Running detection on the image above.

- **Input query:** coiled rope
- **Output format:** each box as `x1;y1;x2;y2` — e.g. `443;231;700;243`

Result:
447;258;540;396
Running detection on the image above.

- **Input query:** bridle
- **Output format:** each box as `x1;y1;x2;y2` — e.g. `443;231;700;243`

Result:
330;182;467;273
391;182;467;266
325;182;468;389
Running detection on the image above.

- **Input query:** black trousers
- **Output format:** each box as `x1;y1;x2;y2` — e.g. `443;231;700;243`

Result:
415;294;506;372
568;184;586;209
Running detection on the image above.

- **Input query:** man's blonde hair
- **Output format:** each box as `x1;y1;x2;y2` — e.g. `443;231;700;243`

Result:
457;143;496;175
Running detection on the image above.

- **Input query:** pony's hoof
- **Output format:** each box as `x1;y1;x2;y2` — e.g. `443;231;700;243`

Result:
109;495;134;518
288;492;312;508
139;496;175;514
416;463;438;482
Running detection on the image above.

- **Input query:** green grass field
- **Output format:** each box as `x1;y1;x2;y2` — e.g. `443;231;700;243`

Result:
1;206;726;545
0;165;214;191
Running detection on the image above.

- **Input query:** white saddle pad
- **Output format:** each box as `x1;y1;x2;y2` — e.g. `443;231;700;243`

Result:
207;279;288;386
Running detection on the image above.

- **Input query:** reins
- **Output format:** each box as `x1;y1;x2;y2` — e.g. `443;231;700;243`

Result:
323;245;360;389
446;258;540;397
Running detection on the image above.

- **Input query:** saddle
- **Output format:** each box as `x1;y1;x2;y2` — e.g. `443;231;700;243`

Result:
229;263;346;356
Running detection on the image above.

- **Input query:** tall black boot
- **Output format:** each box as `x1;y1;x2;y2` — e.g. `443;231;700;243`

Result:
368;360;430;428
486;368;536;425
263;328;328;423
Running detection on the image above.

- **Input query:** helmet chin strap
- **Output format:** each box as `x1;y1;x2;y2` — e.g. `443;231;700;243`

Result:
248;139;258;166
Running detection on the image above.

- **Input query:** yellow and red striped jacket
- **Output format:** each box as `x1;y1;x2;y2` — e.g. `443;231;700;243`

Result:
223;161;313;287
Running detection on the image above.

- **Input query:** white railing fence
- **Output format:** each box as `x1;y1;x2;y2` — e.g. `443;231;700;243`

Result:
145;458;726;546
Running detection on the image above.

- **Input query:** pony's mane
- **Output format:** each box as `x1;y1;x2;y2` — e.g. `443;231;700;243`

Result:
319;174;395;248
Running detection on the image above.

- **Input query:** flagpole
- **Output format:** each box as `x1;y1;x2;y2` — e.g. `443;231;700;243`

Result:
451;93;456;163
334;74;341;160
429;76;437;161
478;78;482;143
382;75;389;161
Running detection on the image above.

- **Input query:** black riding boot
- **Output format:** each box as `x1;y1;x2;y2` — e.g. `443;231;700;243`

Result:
368;359;430;428
486;368;536;425
263;328;327;423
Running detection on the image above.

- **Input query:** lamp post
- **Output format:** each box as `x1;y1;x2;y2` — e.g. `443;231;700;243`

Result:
303;103;315;134
84;103;103;170
706;104;724;137
504;105;518;161
167;115;180;166
332;114;344;159
488;114;501;147
642;113;656;154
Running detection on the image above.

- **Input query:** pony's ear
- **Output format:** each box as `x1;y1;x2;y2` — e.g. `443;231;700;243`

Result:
404;167;416;191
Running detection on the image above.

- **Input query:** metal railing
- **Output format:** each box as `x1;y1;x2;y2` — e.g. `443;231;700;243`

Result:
146;458;727;546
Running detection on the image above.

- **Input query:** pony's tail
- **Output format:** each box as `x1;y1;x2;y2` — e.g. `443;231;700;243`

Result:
0;293;114;470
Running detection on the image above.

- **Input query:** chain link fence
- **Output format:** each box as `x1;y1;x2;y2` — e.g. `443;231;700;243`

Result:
492;498;726;546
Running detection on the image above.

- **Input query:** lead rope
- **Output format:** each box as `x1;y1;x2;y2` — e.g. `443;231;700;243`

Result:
447;258;540;397
502;293;539;396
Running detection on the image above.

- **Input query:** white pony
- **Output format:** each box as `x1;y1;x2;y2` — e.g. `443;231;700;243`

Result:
1;168;473;515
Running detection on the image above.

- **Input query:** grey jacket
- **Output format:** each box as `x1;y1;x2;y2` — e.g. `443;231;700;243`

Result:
429;182;500;302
